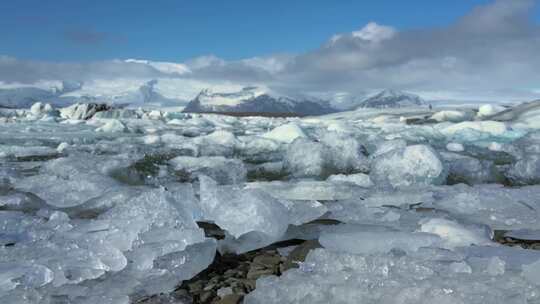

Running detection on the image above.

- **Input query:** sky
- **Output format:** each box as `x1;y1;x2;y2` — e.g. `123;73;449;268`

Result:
1;0;514;62
1;0;540;102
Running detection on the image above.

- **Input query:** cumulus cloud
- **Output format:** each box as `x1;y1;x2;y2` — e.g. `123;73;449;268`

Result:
0;56;175;84
351;22;396;43
276;0;540;101
330;22;396;45
1;0;540;102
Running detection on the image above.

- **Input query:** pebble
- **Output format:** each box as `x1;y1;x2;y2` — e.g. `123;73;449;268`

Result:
217;294;243;304
199;290;215;303
188;281;203;293
137;239;323;304
217;286;233;298
282;240;322;271
252;254;281;267
246;267;275;280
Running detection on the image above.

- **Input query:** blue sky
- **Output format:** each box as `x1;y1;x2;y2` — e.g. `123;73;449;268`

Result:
3;0;535;62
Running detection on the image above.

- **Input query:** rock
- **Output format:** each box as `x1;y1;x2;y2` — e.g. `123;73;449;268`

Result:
204;282;217;291
223;269;238;278
252;254;281;268
188;281;204;294
239;279;256;291
246;267;275;280
217;286;233;298
217;294;244;304
282;240;322;271
199;290;215;303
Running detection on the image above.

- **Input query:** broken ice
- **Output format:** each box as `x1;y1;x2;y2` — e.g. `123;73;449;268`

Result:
2;100;540;303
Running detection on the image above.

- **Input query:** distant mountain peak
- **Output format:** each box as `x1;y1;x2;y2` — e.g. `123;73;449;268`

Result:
183;86;335;116
358;89;426;108
373;89;417;98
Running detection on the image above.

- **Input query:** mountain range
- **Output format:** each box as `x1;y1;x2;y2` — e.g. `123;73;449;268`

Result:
0;79;428;115
357;89;426;108
183;87;337;116
0;79;187;109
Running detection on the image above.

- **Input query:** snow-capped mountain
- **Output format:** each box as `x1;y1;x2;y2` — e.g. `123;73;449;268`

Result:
357;89;426;109
326;92;368;111
0;79;187;109
0;81;84;108
132;79;188;107
183;86;336;116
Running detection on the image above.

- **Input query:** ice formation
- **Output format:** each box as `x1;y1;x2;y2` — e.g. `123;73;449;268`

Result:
261;122;306;143
1;100;540;303
245;248;540;304
370;144;447;188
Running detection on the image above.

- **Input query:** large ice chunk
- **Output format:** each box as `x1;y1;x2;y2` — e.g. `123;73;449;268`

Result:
318;132;369;173
327;173;373;187
440;121;509;137
442;152;502;184
16;154;128;208
371;144;447;188
431;110;472;122
284;135;368;178
507;155;540;185
245;248;539;304
320;229;441;254
504;132;540;184
95;119;127;133
522;259;540;285
28;102;57;120
60;103;110;120
369;139;408;159
283;138;327;177
433;184;540;230
246;180;368;201
193;130;238;157
237;137;282;163
419;218;493;249
169;156;246;184
477;104;506;119
199;175;289;252
261;122;306;143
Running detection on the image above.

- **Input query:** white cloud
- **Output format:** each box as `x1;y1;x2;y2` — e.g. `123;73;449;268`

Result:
351;22;396;43
185;55;226;70
125;59;192;75
276;0;540;101
241;56;289;74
